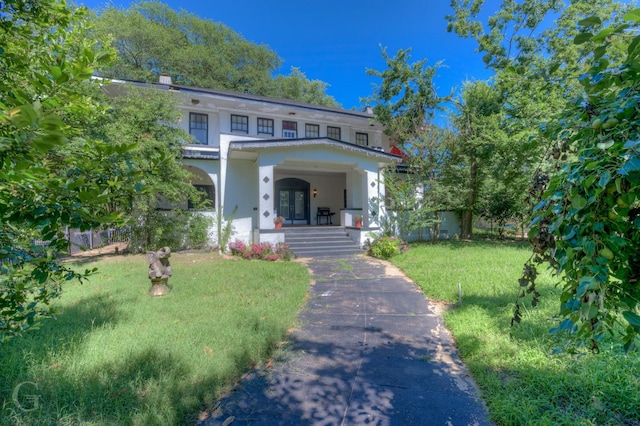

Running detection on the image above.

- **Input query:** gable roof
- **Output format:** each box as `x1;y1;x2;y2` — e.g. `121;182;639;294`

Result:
99;77;377;122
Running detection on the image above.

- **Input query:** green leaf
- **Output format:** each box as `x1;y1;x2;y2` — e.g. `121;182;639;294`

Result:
571;195;587;210
574;32;594;45
624;8;640;22
578;16;602;27
598;170;611;188
623;310;640;328
592;28;615;43
597;140;614;150
628;36;640;58
581;302;599;320
618;157;640;176
577;276;597;297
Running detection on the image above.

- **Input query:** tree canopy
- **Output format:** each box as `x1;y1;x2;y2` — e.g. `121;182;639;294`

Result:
90;1;339;107
0;0;144;340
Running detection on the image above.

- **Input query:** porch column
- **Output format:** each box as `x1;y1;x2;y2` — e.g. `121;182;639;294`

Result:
258;164;275;229
366;170;383;228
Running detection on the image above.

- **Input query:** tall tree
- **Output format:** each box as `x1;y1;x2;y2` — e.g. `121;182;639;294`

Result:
90;1;340;106
0;0;143;340
269;67;340;108
91;1;278;94
451;80;507;239
364;47;446;148
89;85;207;251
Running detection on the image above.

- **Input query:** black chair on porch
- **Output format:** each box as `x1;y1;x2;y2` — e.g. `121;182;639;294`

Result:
316;207;336;225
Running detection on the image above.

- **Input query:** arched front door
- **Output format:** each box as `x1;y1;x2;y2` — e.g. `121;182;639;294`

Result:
275;178;310;225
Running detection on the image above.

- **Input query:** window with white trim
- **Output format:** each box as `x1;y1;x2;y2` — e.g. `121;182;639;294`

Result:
305;123;319;138
356;132;369;146
231;114;248;133
257;118;274;136
189;113;208;144
282;120;297;138
327;126;341;140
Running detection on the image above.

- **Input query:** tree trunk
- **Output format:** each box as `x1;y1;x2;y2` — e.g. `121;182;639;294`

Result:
460;160;478;239
460;210;473;239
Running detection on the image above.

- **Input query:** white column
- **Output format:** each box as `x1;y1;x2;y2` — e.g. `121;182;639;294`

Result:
258;165;275;229
366;170;381;228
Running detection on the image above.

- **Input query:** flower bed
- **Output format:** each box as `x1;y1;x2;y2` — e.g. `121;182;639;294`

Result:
228;240;294;261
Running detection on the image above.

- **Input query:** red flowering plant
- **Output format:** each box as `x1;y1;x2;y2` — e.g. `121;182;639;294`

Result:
227;240;295;261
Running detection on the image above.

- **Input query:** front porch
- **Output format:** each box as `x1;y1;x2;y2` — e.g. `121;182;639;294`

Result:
225;137;401;248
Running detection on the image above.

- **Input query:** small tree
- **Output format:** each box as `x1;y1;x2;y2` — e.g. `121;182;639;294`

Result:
0;1;143;340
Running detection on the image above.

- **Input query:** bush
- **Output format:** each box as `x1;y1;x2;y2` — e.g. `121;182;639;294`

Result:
131;209;212;252
367;236;408;260
228;240;294;261
186;213;211;249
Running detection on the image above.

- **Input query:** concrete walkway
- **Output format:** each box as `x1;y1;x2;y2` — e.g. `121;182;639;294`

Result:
199;255;491;426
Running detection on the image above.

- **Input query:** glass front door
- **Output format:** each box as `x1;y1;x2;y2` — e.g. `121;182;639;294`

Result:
279;189;308;223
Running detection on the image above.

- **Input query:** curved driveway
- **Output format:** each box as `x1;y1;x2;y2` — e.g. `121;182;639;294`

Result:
199;255;491;426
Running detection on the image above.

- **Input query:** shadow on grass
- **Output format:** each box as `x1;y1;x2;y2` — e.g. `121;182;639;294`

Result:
447;330;640;425
0;292;248;425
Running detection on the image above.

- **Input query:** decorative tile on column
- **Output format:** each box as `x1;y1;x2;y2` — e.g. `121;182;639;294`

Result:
370;181;376;187
263;210;271;218
263;176;270;183
263;193;270;201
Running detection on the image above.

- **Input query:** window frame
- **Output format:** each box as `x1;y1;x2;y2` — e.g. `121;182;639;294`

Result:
355;132;369;147
189;112;208;145
282;120;297;138
327;126;341;140
305;123;320;138
257;117;274;136
231;114;249;133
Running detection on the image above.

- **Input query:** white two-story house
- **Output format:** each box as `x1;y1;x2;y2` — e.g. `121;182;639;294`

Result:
105;77;404;247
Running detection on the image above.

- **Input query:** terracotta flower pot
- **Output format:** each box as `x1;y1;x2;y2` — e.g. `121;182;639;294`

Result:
275;222;282;229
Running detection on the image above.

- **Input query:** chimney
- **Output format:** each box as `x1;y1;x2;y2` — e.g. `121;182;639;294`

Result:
364;106;373;114
159;74;172;85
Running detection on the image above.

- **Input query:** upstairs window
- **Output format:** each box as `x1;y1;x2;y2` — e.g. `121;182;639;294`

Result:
189;113;208;144
356;132;369;146
305;123;320;138
231;114;248;133
282;120;297;138
257;118;274;136
327;126;341;140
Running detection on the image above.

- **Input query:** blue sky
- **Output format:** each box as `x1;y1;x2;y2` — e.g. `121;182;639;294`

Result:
80;0;500;112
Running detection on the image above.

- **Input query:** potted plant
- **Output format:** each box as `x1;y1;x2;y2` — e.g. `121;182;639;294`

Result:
274;216;285;229
353;215;363;228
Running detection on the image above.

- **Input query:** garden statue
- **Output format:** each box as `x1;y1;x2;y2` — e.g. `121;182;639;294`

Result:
147;246;172;296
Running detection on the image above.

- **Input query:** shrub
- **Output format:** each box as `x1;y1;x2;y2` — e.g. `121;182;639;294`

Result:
186;213;211;249
228;240;294;261
367;236;408;260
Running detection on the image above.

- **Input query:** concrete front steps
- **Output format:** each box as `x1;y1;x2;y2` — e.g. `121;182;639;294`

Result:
283;226;365;258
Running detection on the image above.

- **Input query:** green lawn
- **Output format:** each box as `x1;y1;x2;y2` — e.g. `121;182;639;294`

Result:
392;240;640;426
1;253;310;425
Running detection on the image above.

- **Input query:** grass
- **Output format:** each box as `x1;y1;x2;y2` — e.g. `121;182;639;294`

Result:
392;239;640;426
1;252;310;425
